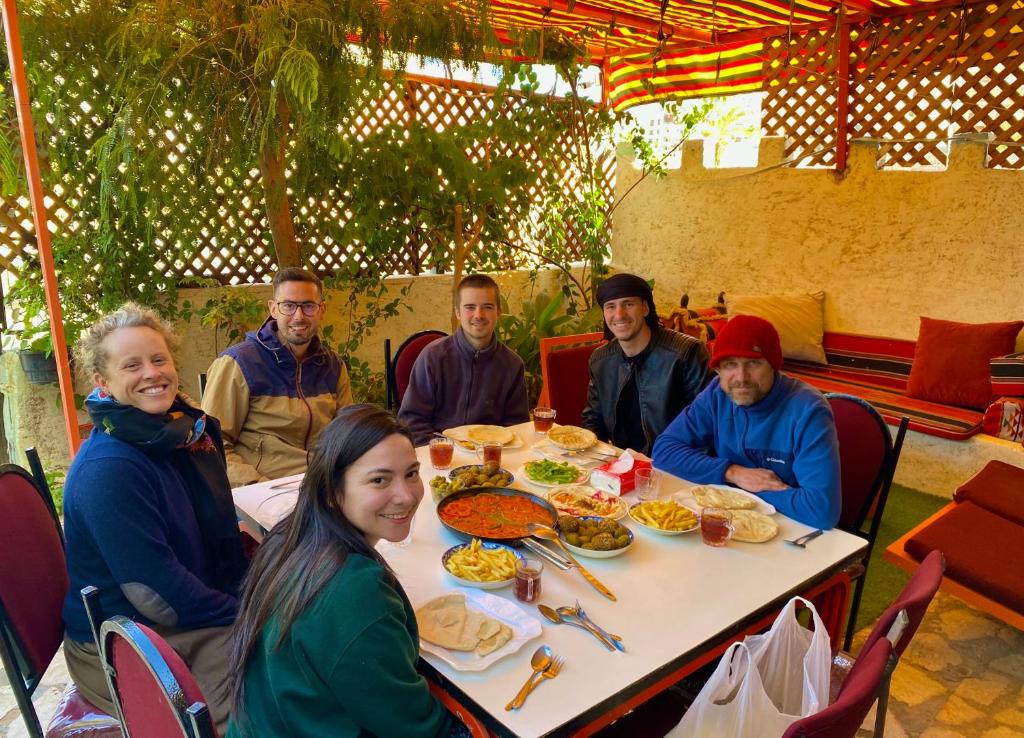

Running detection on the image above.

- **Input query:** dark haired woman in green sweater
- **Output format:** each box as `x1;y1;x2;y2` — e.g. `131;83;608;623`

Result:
227;404;467;737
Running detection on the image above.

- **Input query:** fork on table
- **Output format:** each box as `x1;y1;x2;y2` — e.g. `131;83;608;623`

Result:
507;656;565;710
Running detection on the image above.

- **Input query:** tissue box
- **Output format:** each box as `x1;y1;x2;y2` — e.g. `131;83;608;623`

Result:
590;457;652;496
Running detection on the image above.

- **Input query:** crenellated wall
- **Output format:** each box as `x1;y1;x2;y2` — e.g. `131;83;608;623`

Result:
611;135;1024;495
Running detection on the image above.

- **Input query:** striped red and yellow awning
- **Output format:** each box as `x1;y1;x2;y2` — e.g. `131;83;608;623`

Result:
454;0;954;109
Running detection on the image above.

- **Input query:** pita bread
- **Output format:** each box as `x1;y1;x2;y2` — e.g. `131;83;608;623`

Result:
548;425;597;451
730;509;780;543
691;485;758;510
415;594;511;654
476;624;513;656
466;425;515;445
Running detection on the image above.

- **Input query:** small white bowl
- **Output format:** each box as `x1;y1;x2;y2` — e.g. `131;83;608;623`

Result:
627;503;700;536
441;542;524;589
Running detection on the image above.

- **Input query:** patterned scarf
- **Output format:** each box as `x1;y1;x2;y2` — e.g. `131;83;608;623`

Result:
85;388;247;595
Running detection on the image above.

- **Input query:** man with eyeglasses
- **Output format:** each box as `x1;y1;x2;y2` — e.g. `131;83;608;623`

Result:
202;268;352;486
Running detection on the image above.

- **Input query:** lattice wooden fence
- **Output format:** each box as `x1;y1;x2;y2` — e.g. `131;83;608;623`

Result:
0;75;615;291
762;0;1024;170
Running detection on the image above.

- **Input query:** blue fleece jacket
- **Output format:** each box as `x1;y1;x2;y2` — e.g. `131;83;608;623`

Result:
62;430;240;643
652;374;841;529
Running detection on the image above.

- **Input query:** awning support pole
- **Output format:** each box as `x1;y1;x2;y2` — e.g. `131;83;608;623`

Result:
2;0;82;457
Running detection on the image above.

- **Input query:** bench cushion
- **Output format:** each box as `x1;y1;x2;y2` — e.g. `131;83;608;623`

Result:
953;460;1024;526
905;501;1024;615
783;362;983;440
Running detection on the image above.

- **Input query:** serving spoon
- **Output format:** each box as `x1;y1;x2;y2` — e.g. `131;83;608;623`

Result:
505;645;553;710
528;523;617;601
537;605;615;650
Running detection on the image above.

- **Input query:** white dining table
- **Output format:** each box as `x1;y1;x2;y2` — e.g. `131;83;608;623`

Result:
232;422;867;738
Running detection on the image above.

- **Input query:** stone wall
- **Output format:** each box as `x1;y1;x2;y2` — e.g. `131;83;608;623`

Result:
611;134;1024;495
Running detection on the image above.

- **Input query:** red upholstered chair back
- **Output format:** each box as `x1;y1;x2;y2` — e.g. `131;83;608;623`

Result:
103;617;218;738
539;333;605;427
854;550;946;671
782;637;893;738
0;463;67;680
385;330;447;411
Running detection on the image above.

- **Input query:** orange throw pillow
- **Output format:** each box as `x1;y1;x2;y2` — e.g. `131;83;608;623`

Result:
907;317;1024;410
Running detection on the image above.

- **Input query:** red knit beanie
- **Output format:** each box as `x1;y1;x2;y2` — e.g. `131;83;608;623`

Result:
710;315;783;371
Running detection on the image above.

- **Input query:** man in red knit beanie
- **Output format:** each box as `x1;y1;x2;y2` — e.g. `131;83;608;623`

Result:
652;315;841;529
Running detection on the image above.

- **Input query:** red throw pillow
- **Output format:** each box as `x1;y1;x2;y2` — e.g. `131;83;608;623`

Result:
907;317;1024;410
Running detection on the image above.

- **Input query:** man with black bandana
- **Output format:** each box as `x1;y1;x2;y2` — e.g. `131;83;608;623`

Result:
581;273;710;455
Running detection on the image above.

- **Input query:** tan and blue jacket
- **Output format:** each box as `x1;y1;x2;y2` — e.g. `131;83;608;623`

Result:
202;318;351;487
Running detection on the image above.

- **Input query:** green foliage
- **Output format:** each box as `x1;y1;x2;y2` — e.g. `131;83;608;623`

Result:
497;288;602;405
46;468;66;514
178;288;266;354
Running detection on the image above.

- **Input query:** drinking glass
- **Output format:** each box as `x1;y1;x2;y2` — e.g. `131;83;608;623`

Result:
700;507;734;547
514;556;543;603
635;468;661;502
476;441;503;467
532;406;557;434
429;437;454;470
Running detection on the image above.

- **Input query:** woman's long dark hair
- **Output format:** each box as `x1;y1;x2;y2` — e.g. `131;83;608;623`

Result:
229;404;415;717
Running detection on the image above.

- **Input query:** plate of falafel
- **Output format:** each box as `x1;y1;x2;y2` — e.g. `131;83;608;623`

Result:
556;514;634;559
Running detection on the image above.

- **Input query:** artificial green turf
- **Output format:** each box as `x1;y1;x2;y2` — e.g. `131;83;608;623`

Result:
853;482;948;632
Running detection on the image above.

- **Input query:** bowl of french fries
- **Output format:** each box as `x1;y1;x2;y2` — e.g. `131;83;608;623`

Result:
441;538;525;589
628;500;700;535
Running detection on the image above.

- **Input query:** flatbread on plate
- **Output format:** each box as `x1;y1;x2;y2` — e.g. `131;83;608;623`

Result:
465;425;515;446
548;425;597;451
415;593;512;654
730;509;780;543
691;485;758;510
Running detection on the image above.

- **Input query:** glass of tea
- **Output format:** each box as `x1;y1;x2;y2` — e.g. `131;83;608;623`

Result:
476;441;503;467
514;556;543;603
532;406;556;434
700;507;734;547
429;437;454;470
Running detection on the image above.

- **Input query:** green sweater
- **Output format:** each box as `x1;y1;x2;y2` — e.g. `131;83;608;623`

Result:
227;553;454;738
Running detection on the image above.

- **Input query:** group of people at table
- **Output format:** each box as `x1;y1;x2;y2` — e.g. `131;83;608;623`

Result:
57;267;843;737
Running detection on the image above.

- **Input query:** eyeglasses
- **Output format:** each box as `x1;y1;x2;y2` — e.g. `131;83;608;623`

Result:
274;301;322;316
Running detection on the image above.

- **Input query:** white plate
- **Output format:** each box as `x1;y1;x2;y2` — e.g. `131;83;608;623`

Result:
443;425;524;450
414;589;543;672
517;461;590;488
532;439;620;461
627;503;700;536
672;484;776;516
545;486;628;520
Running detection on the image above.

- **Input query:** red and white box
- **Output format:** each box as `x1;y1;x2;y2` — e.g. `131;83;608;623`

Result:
590;452;652;496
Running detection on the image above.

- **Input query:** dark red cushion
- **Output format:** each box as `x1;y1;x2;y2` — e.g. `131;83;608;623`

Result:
907;317;1023;410
546;342;602;426
0;469;67;675
905;501;1024;614
395;333;445;404
953;460;1024;526
46;682;122;737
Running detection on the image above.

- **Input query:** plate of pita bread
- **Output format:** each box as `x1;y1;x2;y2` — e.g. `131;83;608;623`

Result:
414;590;543;672
675;484;776;516
442;425;524;450
728;509;780;543
547;425;598;451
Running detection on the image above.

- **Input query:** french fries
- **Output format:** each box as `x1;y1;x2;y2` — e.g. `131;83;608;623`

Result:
445;538;518;582
631;500;698;531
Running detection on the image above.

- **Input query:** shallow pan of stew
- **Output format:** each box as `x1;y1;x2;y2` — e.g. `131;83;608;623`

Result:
436;487;559;545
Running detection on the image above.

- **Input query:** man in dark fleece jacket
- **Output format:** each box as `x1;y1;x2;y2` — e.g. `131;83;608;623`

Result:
399;274;529;445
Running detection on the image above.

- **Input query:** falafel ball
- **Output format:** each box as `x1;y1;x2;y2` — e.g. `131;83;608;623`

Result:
591;532;615;551
559;515;580;533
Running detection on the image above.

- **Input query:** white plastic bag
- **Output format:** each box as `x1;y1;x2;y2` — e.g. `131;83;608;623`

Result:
667;596;831;738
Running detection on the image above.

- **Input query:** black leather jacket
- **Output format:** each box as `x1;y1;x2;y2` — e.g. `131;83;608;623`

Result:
581;326;710;455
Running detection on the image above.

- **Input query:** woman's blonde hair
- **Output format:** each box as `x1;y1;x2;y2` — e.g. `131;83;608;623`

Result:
76;302;180;379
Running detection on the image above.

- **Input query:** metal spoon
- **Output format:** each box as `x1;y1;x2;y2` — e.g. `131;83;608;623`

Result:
537;605;615;650
505;645;553;711
556;605;624;644
528;523;617;601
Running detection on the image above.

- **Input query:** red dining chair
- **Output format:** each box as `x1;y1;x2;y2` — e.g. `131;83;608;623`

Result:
538;332;605;426
0;457;122;738
783;636;894;738
825;393;910;649
385;330;448;411
98;615;218;738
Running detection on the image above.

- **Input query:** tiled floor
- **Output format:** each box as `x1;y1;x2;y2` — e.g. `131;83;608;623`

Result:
3;592;1023;737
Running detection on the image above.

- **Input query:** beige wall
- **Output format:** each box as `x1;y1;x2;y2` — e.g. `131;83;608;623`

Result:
611;135;1024;495
612;135;1023;347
